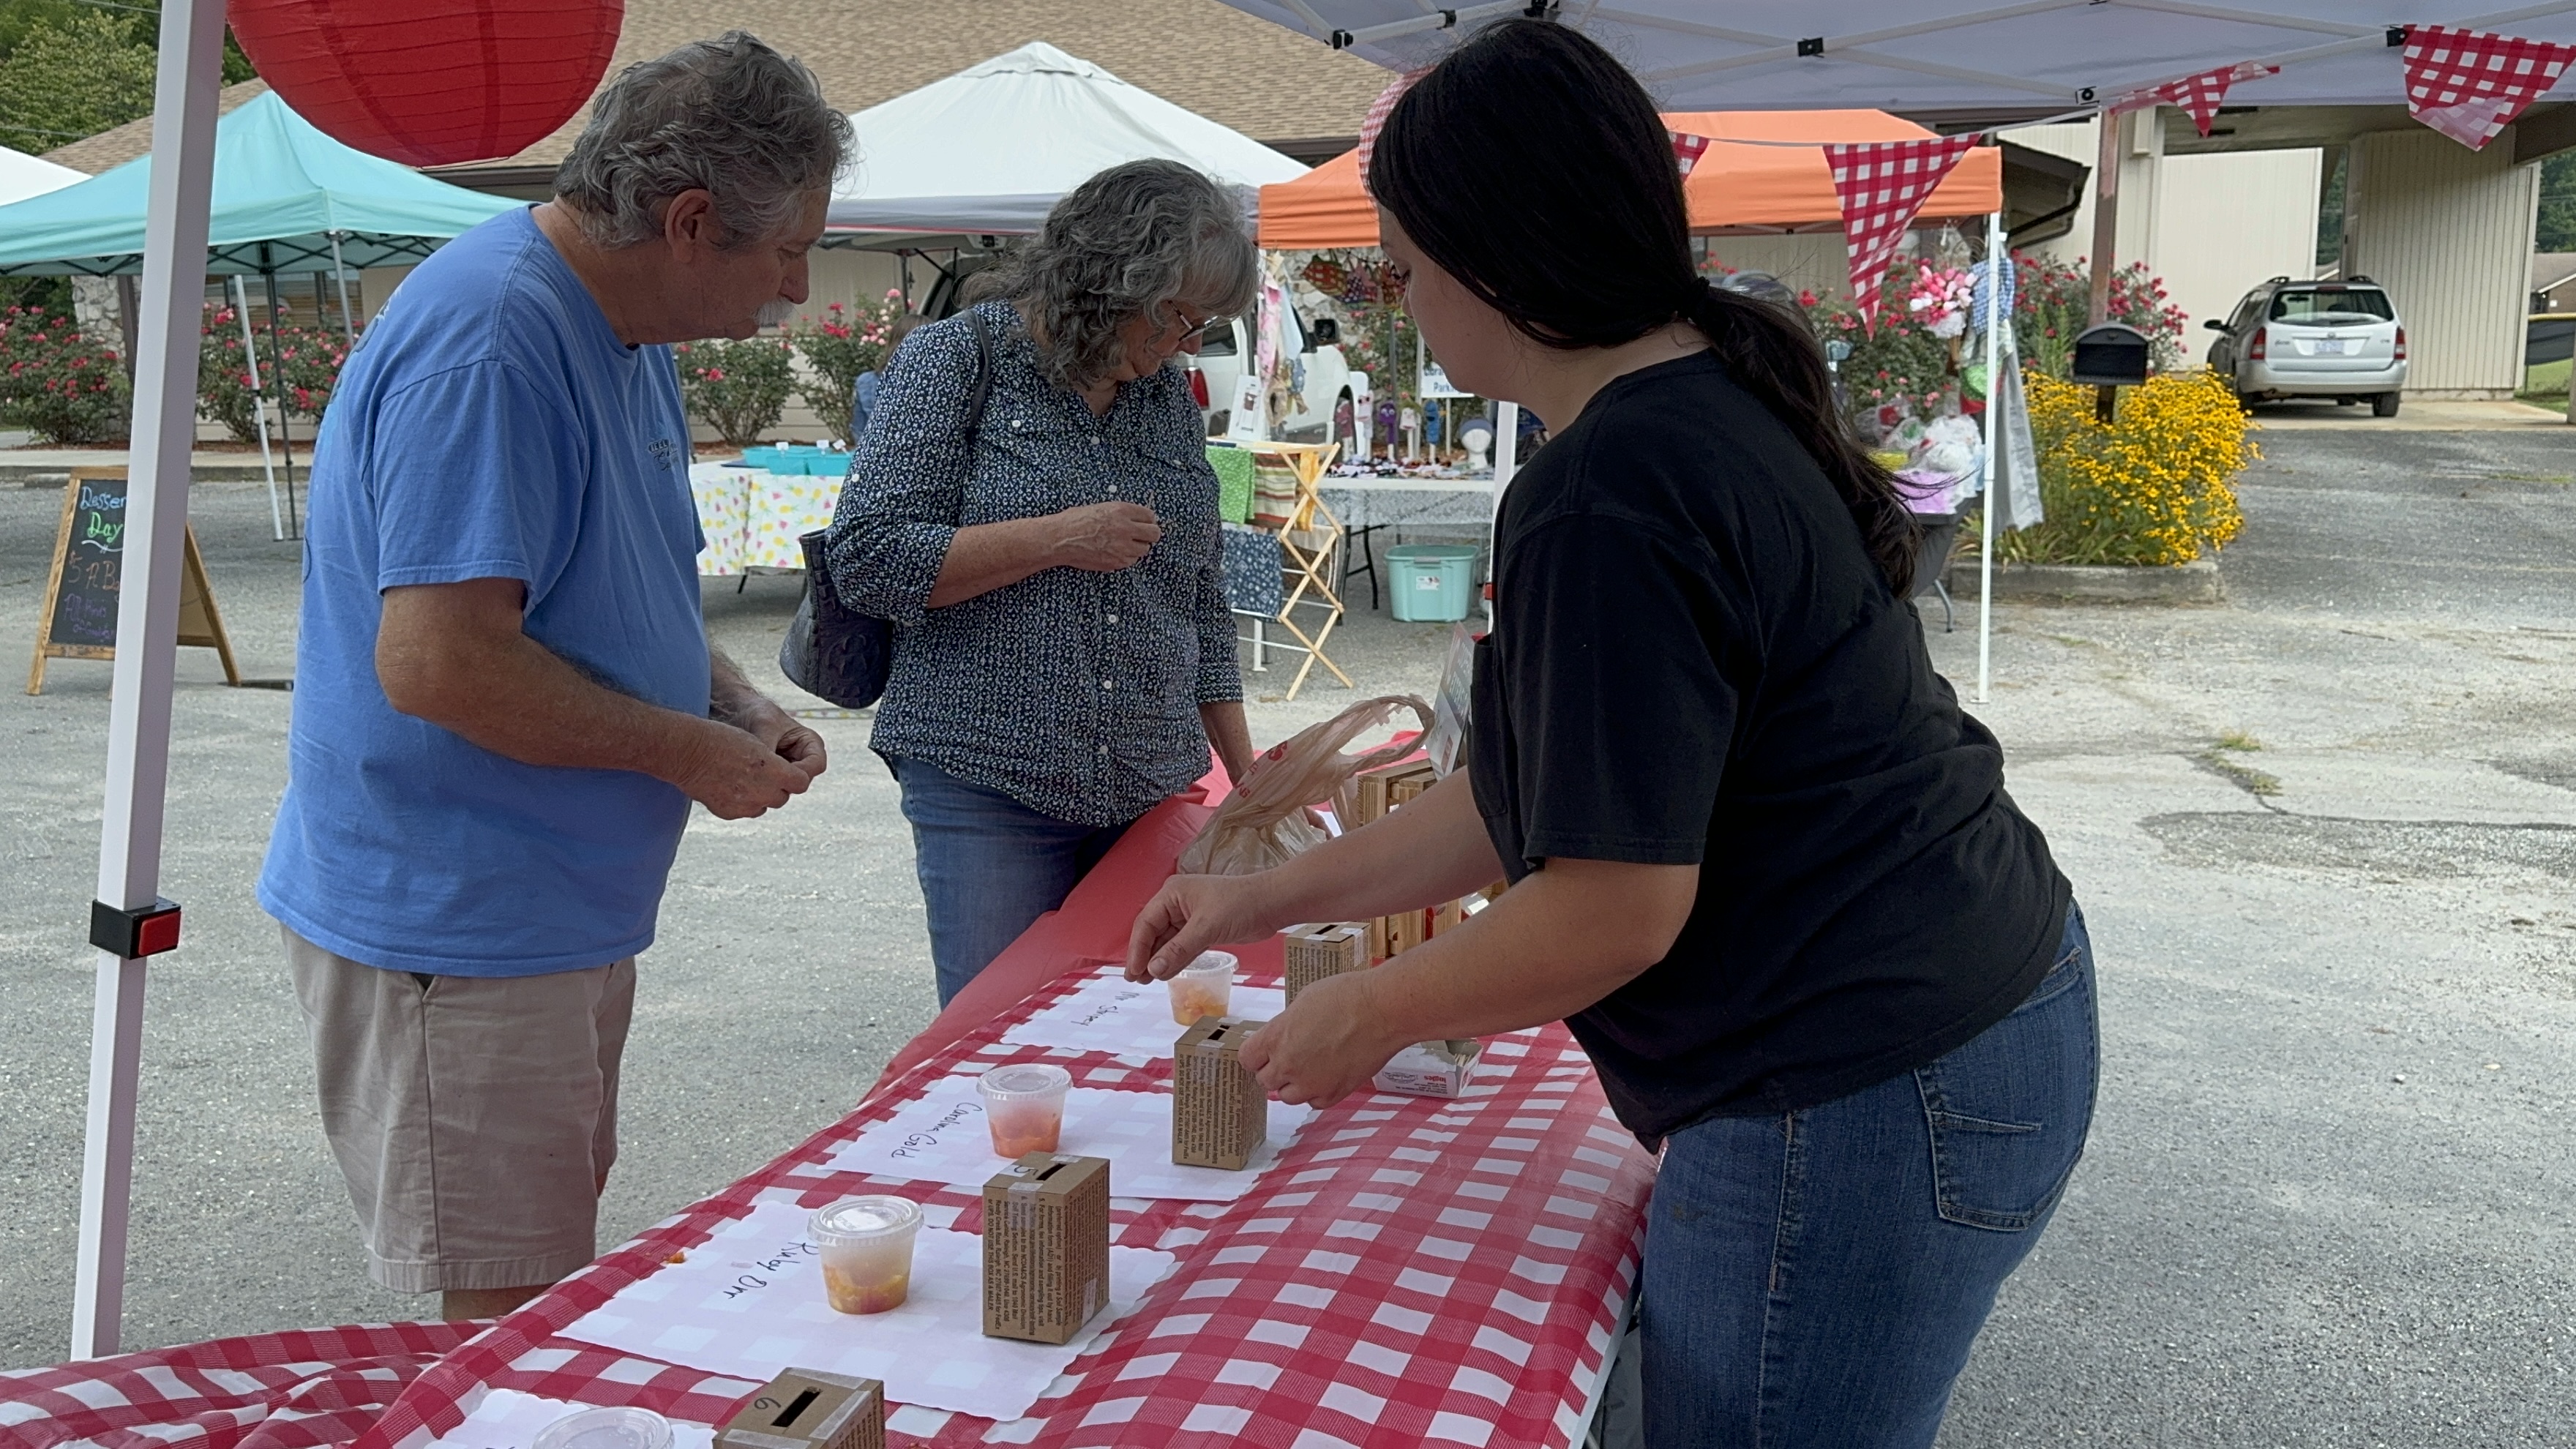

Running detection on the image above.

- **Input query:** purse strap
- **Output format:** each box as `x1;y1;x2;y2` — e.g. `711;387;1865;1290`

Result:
960;305;995;449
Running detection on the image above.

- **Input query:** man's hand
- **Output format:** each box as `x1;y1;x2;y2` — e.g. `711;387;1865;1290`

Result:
1051;502;1161;572
723;693;828;782
670;717;815;819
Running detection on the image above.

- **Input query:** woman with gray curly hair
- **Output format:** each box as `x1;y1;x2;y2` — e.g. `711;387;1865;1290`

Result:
828;159;1259;1006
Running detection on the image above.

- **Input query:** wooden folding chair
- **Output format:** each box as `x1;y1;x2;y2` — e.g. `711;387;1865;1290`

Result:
1230;439;1349;701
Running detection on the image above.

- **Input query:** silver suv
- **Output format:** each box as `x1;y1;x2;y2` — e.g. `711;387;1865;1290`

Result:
2204;277;2408;416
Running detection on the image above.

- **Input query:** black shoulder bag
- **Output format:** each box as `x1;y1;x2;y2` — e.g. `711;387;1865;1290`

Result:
778;310;995;708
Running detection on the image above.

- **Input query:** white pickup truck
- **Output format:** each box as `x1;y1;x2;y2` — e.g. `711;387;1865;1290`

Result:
1188;307;1363;445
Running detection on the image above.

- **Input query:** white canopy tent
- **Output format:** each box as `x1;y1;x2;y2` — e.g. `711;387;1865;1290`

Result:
827;41;1310;239
63;0;2576;1360
1213;2;2576;116
0;143;84;206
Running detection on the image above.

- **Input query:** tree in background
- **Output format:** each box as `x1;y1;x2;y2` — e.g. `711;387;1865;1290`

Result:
0;0;255;156
0;11;156;156
2536;150;2576;255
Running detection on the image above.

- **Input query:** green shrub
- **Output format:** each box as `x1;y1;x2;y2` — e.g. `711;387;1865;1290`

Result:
673;336;795;447
0;304;127;444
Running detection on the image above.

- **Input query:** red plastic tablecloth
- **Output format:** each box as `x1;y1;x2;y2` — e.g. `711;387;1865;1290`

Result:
7;774;1654;1449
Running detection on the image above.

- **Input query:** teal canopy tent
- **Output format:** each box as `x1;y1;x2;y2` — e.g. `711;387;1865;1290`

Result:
0;90;514;536
0;89;514;277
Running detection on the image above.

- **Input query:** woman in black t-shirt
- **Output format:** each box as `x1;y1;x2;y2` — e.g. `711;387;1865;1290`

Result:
1126;21;2096;1448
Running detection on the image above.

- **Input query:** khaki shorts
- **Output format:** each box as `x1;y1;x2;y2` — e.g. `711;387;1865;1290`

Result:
283;925;634;1293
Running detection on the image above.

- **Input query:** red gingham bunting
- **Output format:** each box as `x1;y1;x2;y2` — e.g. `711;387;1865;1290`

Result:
1825;135;1982;328
2402;26;2576;150
1670;130;1712;175
2113;61;2280;137
1354;67;1431;189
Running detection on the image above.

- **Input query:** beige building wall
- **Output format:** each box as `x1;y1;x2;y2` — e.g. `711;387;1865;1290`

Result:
1701;233;1855;300
2343;127;2541;397
2007;113;2322;342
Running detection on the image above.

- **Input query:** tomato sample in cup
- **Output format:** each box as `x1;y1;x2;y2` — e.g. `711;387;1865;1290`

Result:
978;1063;1073;1158
1167;950;1237;1026
809;1195;922;1315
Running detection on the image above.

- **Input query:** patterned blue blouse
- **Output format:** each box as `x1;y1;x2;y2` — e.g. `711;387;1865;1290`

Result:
826;301;1239;828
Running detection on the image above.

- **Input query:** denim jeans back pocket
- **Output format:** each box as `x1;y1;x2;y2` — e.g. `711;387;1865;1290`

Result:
1914;919;2100;1232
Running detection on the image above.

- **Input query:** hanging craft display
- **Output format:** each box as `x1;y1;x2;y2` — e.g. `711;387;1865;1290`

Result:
2113;61;2280;138
228;0;625;167
1824;135;1982;329
2400;26;2576;151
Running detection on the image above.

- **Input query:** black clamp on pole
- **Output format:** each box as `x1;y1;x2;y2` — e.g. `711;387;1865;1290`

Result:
91;898;182;959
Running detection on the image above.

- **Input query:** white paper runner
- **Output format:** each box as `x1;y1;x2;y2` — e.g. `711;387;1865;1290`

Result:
558;1201;1175;1423
425;1390;718;1449
999;965;1287;1060
824;1077;1314;1202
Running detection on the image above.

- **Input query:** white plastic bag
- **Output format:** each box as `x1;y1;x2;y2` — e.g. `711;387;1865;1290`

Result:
1177;695;1433;876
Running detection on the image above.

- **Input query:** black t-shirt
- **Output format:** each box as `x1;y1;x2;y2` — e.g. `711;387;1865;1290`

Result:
1469;352;2071;1143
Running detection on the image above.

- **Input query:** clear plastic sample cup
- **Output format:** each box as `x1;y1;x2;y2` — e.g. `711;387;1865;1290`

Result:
978;1063;1073;1158
810;1195;922;1315
531;1407;674;1449
1167;950;1237;1026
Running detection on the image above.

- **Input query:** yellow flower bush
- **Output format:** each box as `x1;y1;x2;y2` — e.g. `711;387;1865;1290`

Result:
1996;370;2255;566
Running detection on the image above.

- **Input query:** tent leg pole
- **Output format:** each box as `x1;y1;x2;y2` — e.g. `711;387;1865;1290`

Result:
1975;208;2003;705
263;269;299;539
72;0;227;1363
233;276;284;543
328;233;355;342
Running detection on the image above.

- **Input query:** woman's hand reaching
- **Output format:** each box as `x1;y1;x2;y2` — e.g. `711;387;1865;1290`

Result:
1125;870;1284;981
1238;971;1407;1109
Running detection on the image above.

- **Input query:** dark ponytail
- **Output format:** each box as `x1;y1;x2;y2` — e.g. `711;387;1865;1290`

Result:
1368;20;1919;596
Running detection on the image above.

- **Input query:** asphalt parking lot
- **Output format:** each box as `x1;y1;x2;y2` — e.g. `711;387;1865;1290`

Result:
3;417;2572;1443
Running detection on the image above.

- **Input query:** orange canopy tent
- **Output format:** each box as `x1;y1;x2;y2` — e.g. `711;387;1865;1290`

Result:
1256;109;2002;249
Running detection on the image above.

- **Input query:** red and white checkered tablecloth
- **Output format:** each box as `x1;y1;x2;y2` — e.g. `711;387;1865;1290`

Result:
353;958;1655;1449
0;1321;483;1449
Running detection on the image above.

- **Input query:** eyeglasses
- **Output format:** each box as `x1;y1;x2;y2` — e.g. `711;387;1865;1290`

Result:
1174;312;1231;346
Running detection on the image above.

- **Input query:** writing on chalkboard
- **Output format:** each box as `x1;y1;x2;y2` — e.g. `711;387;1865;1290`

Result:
49;478;127;650
26;468;241;694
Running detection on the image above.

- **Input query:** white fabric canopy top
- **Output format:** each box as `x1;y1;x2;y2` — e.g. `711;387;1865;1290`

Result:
1215;1;2576;115
827;41;1309;236
0;143;83;207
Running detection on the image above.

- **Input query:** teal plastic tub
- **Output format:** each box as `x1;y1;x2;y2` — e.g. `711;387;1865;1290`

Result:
1385;544;1480;622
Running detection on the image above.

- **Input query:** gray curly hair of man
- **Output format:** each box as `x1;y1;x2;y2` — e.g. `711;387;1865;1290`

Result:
554;31;854;250
986;160;1259;390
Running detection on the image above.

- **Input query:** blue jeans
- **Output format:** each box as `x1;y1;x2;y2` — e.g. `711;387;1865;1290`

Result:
1640;905;2099;1448
892;758;1137;1006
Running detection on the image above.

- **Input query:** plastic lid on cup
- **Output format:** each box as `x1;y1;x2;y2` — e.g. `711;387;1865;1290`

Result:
1179;951;1237;978
531;1407;674;1449
979;1063;1072;1100
810;1194;922;1246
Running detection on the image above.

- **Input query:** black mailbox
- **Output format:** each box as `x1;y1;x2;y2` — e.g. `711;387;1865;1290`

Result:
2070;323;2150;386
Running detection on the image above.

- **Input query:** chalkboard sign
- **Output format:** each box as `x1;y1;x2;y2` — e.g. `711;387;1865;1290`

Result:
27;468;239;694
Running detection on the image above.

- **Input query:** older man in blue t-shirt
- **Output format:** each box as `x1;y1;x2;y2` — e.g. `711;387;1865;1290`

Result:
257;33;853;1321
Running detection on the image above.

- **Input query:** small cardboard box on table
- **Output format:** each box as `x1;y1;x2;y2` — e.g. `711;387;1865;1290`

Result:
1172;1016;1268;1170
716;1368;885;1449
1284;922;1368;1003
981;1153;1111;1346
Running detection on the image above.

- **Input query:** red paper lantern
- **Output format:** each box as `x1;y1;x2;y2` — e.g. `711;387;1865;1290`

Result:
228;0;625;168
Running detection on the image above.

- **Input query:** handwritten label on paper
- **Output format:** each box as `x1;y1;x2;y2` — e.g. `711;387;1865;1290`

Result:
891;1098;984;1160
718;1240;820;1300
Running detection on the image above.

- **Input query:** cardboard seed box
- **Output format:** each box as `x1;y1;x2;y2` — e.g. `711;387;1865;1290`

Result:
981;1153;1110;1346
1373;1038;1484;1098
1173;1016;1268;1170
716;1368;884;1449
1284;922;1368;1003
